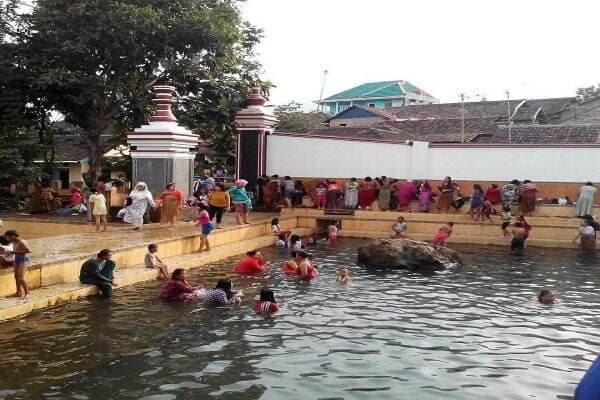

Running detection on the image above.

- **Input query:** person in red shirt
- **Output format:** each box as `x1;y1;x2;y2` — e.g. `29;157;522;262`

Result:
253;288;279;314
233;250;270;274
159;268;204;302
485;184;502;205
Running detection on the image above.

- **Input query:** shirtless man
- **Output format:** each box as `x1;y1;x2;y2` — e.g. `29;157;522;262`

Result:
510;222;526;251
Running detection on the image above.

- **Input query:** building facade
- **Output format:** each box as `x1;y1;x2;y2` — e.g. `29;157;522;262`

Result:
318;80;438;114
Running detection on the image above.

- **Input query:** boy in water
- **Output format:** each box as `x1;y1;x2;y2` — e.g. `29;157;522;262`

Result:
336;267;351;284
538;289;555;305
328;221;339;246
510;222;526;251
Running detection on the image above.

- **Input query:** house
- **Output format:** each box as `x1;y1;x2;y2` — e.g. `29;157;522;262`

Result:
317;80;439;114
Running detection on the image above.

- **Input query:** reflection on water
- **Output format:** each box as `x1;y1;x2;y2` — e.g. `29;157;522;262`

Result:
0;239;598;400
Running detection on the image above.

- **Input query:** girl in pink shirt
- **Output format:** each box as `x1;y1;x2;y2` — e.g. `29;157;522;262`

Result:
195;204;213;252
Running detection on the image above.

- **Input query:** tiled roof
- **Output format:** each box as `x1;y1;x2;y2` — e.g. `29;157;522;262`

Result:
277;126;416;143
386;97;574;121
322;80;435;101
471;124;600;144
385;118;497;141
323;105;397;122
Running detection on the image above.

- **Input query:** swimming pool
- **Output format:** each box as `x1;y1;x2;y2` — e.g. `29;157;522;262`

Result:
0;239;598;399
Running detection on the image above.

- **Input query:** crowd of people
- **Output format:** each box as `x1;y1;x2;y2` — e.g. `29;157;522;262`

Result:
73;241;338;317
254;176;597;219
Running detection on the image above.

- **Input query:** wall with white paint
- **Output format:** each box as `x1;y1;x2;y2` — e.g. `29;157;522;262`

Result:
266;135;412;178
267;134;600;182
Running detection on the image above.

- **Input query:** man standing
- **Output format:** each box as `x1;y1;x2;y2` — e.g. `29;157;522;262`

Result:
80;249;117;297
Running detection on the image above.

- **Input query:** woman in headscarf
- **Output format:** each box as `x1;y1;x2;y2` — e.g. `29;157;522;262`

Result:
122;182;155;230
157;183;184;230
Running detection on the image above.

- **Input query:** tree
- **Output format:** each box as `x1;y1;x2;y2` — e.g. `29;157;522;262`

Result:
19;0;268;182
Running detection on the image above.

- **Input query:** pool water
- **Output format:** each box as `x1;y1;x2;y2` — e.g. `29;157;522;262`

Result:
0;239;598;400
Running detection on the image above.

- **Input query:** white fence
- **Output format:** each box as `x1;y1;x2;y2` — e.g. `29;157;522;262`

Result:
266;134;600;182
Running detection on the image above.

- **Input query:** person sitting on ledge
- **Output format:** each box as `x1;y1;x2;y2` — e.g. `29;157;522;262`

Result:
79;248;117;297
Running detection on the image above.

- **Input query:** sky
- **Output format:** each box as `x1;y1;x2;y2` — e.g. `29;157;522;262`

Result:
241;0;600;109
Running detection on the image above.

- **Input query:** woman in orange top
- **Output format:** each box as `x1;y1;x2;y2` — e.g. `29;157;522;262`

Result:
158;183;184;230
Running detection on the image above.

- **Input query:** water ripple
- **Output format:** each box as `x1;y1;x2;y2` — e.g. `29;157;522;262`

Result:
0;239;597;400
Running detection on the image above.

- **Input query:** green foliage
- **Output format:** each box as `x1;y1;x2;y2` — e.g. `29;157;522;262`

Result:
0;0;267;197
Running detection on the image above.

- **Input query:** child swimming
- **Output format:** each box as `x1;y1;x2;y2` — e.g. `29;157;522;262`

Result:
328;221;339;246
538;289;555;305
336;267;351;284
253;288;279;314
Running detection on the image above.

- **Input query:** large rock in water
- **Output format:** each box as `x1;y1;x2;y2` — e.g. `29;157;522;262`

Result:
357;238;461;270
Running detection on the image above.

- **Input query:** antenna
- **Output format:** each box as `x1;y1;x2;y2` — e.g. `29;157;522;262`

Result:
318;69;328;112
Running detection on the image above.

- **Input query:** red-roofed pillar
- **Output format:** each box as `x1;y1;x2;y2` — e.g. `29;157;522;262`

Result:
233;88;278;190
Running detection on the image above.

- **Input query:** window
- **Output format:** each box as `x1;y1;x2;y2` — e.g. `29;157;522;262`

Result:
339;123;347;127
59;168;69;189
368;103;375;108
384;101;392;108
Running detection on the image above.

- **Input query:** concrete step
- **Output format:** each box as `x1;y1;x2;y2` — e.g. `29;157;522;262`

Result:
0;227;314;322
0;214;299;297
285;207;582;226
339;219;578;241
339;230;579;249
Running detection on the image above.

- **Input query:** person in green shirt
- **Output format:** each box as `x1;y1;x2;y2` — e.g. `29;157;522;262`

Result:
79;248;117;297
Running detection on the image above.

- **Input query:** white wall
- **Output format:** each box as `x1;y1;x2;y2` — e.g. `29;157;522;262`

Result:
428;146;600;182
267;134;600;182
266;135;412;178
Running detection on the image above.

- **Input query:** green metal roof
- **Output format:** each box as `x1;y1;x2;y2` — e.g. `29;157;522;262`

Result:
322;80;433;102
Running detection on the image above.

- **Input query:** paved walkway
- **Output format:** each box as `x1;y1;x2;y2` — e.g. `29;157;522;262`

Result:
23;212;278;265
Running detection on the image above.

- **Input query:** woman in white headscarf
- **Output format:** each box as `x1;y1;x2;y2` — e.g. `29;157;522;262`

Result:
122;182;155;230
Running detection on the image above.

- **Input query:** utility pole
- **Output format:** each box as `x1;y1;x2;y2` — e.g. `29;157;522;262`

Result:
505;90;512;143
459;93;466;143
318;69;328;112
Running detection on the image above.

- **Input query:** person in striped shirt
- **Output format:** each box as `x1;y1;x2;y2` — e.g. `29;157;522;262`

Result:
202;278;243;305
253;288;279;315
